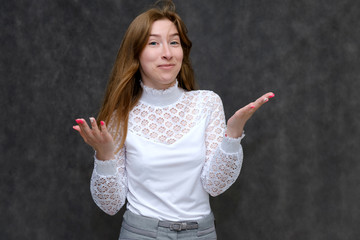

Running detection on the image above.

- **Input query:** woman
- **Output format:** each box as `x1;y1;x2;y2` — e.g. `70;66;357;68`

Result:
73;1;274;239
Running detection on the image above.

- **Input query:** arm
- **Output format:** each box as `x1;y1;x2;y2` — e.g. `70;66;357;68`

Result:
73;117;127;215
200;93;244;196
90;146;127;215
201;92;275;196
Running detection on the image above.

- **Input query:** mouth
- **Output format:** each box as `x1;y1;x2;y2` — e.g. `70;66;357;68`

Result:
158;64;175;69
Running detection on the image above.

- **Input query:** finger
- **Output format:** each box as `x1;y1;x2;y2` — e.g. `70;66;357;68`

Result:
263;92;275;102
75;118;93;139
253;92;275;109
89;117;100;134
73;125;81;132
261;92;275;103
100;120;113;138
100;121;108;133
73;124;90;143
241;101;257;110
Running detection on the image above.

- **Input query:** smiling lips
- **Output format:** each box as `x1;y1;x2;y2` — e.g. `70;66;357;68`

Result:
158;64;176;69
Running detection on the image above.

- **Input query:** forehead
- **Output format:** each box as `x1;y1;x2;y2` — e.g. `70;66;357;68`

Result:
150;19;179;35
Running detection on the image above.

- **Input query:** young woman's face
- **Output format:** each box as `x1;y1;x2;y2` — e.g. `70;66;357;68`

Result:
139;19;183;89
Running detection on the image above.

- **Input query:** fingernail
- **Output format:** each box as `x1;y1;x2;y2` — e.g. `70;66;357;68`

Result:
269;93;275;98
100;121;105;126
75;119;84;124
263;97;269;102
250;105;255;109
73;126;80;131
89;117;95;123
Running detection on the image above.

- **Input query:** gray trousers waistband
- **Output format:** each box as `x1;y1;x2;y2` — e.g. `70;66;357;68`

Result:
158;220;199;231
120;210;217;239
122;210;215;232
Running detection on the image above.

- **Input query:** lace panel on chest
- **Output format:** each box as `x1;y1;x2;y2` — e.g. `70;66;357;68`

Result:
128;91;218;145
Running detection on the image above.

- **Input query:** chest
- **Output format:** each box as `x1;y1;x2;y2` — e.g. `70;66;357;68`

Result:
125;117;208;178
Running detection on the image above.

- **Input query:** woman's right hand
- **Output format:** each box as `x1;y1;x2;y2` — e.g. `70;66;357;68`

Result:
73;117;115;160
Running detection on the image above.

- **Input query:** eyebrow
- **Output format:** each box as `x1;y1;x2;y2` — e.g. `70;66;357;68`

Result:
149;33;180;37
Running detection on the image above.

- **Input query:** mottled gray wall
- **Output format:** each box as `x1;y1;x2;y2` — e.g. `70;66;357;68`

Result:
1;0;360;239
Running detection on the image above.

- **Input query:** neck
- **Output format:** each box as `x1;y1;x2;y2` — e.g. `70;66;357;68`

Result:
140;80;184;106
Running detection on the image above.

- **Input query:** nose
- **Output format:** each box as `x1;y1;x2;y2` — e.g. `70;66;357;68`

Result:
162;44;173;60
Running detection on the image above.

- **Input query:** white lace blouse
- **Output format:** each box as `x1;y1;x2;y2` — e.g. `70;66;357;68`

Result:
90;81;244;221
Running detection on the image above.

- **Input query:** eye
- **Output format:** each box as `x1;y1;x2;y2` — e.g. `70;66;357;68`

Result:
149;41;157;46
170;40;180;46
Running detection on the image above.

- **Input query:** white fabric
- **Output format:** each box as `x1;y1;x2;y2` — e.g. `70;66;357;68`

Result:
90;81;244;220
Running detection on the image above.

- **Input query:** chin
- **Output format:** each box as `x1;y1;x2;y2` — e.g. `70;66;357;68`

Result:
165;79;177;85
158;77;176;84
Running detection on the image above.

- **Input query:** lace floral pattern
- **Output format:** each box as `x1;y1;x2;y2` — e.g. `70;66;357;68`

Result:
90;147;127;215
200;92;243;196
90;88;243;215
129;91;210;144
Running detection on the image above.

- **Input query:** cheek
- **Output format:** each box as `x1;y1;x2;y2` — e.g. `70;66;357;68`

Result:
174;49;184;69
178;49;184;61
139;53;151;75
139;49;156;65
139;52;148;67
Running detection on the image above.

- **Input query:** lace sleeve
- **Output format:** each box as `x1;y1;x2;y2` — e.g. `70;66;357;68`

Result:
89;117;127;216
200;92;244;197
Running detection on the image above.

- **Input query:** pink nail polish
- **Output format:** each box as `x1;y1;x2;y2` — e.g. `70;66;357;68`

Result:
269;93;275;98
73;126;80;131
100;121;105;126
75;119;84;124
250;106;255;109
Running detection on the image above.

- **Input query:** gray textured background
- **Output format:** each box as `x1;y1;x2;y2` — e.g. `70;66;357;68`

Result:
1;0;360;239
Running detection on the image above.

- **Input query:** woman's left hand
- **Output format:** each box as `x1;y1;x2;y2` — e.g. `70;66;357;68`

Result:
225;92;275;138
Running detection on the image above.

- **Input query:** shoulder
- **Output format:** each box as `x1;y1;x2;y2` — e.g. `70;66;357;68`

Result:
184;90;223;108
185;90;222;100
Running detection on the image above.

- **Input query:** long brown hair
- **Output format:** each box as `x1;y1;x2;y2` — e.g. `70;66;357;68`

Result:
97;0;197;149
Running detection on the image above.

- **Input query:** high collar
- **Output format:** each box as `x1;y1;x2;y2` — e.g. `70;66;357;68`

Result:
140;80;184;107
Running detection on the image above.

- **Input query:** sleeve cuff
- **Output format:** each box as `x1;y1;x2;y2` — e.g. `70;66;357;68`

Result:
94;155;118;176
221;132;245;153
